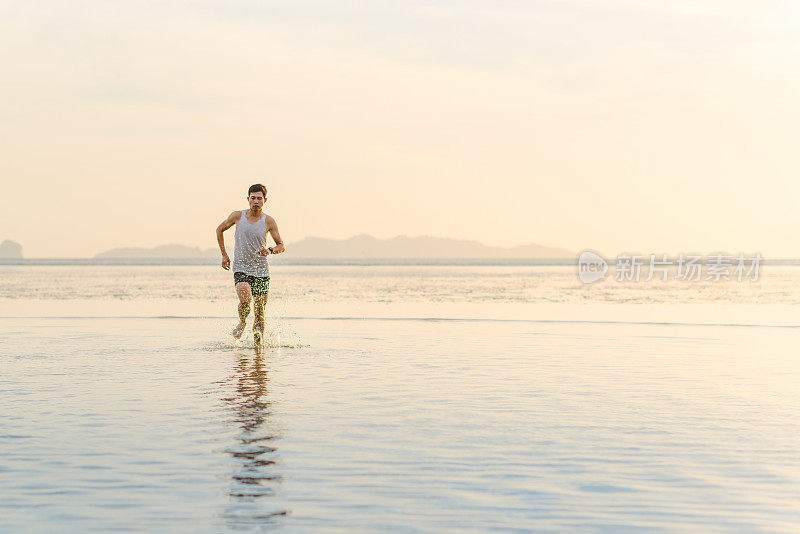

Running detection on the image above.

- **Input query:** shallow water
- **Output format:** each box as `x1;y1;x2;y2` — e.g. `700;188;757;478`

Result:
2;265;799;531
2;314;799;532
1;264;798;306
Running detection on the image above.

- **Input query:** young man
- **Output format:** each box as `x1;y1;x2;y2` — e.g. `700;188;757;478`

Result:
216;184;285;352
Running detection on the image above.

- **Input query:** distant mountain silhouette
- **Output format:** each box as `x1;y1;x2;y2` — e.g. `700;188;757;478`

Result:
0;239;23;258
94;244;218;259
289;234;572;258
94;235;572;259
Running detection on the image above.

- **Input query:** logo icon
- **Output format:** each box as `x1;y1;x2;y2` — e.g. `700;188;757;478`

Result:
577;250;608;284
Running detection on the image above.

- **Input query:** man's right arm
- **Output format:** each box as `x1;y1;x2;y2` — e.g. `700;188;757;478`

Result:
215;211;239;270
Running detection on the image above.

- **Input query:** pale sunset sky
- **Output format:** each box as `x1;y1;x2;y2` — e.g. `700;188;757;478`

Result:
1;0;798;258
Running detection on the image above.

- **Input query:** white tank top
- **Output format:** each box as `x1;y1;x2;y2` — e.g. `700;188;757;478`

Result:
232;210;270;277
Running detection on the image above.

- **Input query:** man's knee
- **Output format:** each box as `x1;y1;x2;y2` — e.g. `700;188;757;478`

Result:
235;282;252;303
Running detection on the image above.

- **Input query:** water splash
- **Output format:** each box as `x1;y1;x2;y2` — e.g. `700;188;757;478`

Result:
201;319;305;351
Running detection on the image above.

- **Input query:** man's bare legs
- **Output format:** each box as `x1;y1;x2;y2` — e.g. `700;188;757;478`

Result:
253;294;268;353
232;282;252;339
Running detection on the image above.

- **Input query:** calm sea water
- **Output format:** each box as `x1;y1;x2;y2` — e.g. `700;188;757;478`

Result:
1;265;799;532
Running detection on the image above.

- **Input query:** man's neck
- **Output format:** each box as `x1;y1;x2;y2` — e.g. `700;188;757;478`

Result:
248;207;262;217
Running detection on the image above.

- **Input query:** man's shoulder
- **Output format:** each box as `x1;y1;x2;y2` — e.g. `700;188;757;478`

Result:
229;209;243;220
264;213;276;225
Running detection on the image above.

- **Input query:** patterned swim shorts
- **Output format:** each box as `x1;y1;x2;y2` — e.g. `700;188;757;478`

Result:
233;272;270;296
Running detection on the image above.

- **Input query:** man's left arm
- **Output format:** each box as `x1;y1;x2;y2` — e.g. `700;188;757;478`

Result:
266;216;285;254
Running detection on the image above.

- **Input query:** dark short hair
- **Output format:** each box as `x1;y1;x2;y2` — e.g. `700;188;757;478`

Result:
248;184;267;197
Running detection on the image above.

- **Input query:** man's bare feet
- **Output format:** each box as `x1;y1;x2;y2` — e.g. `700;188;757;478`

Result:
253;330;264;354
231;321;246;339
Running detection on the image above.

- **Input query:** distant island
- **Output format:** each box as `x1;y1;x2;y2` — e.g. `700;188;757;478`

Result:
94;244;217;259
0;239;23;259
94;235;573;259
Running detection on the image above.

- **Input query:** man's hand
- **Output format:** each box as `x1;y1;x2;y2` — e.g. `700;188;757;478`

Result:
221;254;231;270
257;247;271;256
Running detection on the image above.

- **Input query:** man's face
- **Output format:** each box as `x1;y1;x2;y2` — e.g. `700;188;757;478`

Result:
248;192;265;210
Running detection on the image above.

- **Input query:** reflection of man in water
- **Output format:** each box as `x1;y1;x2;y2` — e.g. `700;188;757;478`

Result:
221;353;288;524
216;184;285;351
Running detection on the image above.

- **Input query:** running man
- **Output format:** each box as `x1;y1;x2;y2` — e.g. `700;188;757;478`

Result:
216;184;285;352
